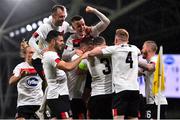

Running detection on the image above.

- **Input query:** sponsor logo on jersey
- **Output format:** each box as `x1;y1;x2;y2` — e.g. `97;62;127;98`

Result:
26;77;39;87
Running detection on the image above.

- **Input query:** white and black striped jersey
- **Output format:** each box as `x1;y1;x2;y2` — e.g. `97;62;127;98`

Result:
102;44;141;93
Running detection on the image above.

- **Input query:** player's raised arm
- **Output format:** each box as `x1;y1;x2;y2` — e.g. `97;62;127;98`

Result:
86;6;110;36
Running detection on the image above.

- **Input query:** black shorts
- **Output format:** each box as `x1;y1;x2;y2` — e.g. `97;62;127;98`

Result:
16;105;40;119
47;95;71;119
112;90;140;118
145;104;167;119
70;98;87;119
88;94;113;119
139;94;146;119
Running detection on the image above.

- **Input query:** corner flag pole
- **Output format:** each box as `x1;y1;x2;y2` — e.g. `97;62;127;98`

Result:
157;46;163;120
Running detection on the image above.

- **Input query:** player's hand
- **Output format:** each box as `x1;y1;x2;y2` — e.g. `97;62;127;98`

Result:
75;49;83;56
81;51;90;59
85;26;91;34
86;6;96;13
20;70;29;78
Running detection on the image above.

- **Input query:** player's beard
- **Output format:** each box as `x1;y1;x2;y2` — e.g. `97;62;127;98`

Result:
56;44;66;58
55;43;62;51
55;20;63;26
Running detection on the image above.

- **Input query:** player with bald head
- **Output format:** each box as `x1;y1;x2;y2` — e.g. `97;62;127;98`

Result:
29;5;72;82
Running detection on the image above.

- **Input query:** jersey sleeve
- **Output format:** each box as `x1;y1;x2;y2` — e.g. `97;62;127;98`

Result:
36;24;48;40
13;64;21;77
47;52;61;68
53;54;61;68
71;54;79;61
62;48;76;62
28;24;48;54
101;46;116;55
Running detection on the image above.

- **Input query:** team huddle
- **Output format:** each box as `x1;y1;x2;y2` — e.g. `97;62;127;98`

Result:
9;5;167;120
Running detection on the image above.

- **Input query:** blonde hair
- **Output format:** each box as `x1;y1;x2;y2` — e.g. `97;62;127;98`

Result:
144;40;158;52
115;29;129;41
20;39;29;58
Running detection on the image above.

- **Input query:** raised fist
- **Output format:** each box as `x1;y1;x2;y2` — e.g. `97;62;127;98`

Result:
85;6;96;13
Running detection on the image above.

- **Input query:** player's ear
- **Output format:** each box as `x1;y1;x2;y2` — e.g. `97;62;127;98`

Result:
52;12;56;18
114;38;117;45
51;39;56;45
71;25;75;30
71;22;75;30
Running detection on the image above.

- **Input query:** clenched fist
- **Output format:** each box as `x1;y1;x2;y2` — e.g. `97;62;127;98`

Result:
86;6;96;13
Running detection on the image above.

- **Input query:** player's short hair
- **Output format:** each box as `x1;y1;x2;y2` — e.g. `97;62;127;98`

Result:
80;36;94;46
92;36;106;46
144;40;158;52
115;29;129;41
51;5;67;17
71;15;83;23
20;39;30;58
46;30;63;43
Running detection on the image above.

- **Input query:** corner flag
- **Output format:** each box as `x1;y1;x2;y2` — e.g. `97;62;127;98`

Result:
152;46;165;95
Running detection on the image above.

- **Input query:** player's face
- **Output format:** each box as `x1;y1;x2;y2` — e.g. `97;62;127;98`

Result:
141;44;149;59
72;19;86;36
53;8;66;26
25;47;34;63
55;36;64;51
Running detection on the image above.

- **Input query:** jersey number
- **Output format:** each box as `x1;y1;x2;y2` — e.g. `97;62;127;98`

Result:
100;58;111;75
126;52;133;68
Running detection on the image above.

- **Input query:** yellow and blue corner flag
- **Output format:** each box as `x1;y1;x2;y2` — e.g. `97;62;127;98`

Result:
152;46;165;95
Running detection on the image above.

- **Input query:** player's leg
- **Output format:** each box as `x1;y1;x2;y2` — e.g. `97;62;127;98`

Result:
126;90;140;120
138;94;146;119
89;94;112;119
16;105;40;119
112;91;127;120
47;95;72;119
70;98;86;119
